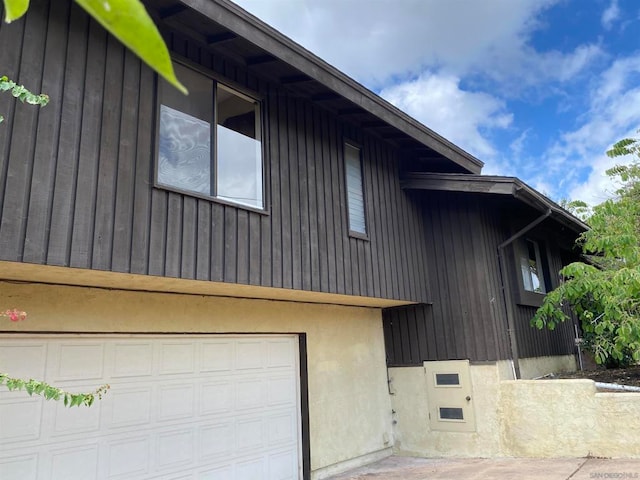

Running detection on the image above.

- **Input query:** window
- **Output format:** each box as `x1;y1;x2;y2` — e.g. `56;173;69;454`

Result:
520;239;546;293
516;238;551;307
157;63;263;209
344;142;367;236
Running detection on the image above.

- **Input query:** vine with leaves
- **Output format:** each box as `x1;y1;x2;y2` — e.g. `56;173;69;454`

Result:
0;309;110;407
0;75;49;123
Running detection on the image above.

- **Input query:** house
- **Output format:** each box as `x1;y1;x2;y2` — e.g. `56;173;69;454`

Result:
0;0;587;478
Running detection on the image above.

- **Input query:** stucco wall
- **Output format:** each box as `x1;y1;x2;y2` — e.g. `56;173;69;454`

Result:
519;354;577;379
500;380;640;458
0;281;393;477
389;362;509;458
389;355;578;458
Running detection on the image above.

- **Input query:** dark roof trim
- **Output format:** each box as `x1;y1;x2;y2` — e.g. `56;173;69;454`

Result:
178;0;483;174
401;173;589;233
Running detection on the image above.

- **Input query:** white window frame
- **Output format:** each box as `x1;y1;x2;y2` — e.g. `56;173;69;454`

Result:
344;141;368;239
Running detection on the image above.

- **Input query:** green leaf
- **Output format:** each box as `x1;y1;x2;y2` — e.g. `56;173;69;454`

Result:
3;0;30;23
74;0;187;94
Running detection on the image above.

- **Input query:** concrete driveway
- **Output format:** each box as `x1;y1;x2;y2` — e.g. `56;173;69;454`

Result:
326;456;640;479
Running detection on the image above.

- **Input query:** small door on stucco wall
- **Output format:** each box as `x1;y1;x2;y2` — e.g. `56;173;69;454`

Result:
424;360;476;432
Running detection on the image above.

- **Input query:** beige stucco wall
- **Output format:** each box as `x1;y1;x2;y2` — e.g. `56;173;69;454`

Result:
519;354;577;379
500;380;640;458
389;355;580;459
0;281;393;478
389;362;508;458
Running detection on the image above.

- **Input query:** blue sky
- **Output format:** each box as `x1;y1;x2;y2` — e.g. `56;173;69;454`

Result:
232;0;640;205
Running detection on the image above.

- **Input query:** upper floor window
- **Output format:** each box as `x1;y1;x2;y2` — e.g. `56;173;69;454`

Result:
157;62;264;210
520;239;547;293
344;142;367;237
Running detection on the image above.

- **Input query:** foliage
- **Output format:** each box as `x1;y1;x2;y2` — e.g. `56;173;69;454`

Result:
2;0;186;94
0;75;49;123
1;309;110;406
0;374;110;406
532;135;640;367
558;198;591;222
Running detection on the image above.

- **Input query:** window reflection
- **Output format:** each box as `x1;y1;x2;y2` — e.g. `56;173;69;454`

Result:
156;64;264;210
216;85;263;209
158;105;211;196
520;239;546;293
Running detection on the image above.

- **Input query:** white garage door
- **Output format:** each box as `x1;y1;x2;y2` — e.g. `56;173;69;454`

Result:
0;334;302;480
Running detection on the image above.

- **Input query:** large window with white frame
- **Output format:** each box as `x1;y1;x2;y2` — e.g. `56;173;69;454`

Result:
156;62;264;210
344;142;367;237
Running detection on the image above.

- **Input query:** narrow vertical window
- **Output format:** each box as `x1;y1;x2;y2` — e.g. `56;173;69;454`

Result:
520;239;546;293
345;143;367;236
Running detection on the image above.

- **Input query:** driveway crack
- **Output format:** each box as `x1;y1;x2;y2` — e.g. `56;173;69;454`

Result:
567;458;590;479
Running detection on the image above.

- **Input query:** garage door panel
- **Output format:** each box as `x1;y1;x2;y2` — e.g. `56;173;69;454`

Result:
267;339;296;368
200;381;232;415
268;376;296;406
199;464;232;479
0;335;302;480
107;436;151;478
157;383;195;421
109;388;152;428
159;342;196;375
236;340;266;370
268;412;297;445
157;428;195;469
0;343;46;378
200;341;233;372
112;343;153;378
0;397;42;442
236;416;265;450
236;378;265;410
269;449;298;480
236;457;264;479
199;422;233;460
54;343;105;381
50;443;99;480
50;395;102;436
0;454;38;480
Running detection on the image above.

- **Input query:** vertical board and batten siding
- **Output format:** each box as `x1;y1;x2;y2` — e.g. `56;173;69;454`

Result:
513;241;576;359
384;192;575;366
384;193;511;365
0;1;432;303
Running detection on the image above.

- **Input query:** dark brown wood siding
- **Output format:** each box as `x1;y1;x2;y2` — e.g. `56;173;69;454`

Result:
0;0;432;303
512;234;577;359
384;192;576;366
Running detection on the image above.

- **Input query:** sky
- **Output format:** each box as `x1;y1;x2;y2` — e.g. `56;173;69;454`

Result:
232;0;640;205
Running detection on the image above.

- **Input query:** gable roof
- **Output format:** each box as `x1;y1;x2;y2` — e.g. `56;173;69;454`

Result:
400;172;589;233
147;0;483;173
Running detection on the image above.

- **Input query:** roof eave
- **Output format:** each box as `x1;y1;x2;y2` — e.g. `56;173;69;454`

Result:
401;173;589;233
176;0;483;174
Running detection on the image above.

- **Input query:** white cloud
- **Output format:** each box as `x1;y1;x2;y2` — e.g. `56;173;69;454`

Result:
601;0;621;30
231;0;634;205
544;54;640;204
380;73;513;159
233;0;599;89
